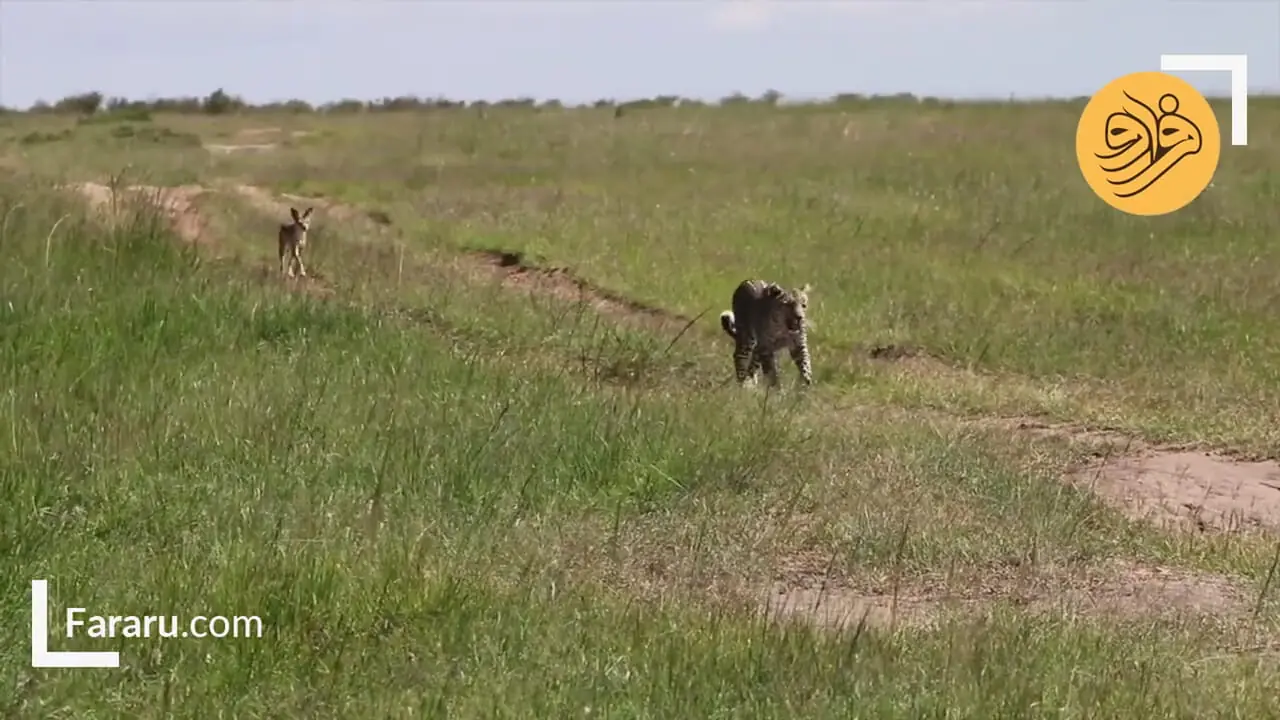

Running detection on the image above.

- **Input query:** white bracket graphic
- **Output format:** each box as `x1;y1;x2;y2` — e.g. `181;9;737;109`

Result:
1160;54;1248;146
31;580;119;668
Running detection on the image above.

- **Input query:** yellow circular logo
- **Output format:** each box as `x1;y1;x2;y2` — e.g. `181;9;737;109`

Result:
1075;71;1221;216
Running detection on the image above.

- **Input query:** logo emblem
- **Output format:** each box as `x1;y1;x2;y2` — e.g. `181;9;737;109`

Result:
1075;71;1221;216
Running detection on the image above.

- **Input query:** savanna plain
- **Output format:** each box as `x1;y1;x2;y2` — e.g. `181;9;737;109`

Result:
2;93;1280;718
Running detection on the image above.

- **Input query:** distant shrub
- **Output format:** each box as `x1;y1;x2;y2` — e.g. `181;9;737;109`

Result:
0;86;1024;116
19;129;73;145
371;95;427;112
52;91;104;115
109;124;202;147
321;99;368;114
256;99;315;114
616;95;688;112
149;96;205;114
204;88;246;115
77;107;154;125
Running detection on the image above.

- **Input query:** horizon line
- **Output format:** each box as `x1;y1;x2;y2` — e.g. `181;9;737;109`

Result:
6;88;1280;113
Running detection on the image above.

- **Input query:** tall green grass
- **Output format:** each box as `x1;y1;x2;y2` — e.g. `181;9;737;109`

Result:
227;101;1280;450
0;128;1277;716
0;181;804;714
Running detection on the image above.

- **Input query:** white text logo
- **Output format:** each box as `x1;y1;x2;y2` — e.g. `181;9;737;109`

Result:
31;579;264;669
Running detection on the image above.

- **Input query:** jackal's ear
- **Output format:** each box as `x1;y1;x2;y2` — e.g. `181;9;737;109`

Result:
290;207;301;223
301;207;314;220
764;283;784;298
798;283;812;295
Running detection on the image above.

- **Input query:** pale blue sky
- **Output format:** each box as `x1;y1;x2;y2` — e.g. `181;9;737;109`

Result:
1;1;1277;109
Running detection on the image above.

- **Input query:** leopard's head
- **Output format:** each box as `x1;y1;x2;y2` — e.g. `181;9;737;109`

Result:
768;283;810;333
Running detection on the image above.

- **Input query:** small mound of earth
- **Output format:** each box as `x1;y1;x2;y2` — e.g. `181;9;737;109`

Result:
467;248;692;330
70;182;209;245
868;343;925;361
1072;450;1280;533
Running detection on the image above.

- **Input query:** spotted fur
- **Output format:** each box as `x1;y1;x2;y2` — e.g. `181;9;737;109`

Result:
719;279;812;387
278;206;314;278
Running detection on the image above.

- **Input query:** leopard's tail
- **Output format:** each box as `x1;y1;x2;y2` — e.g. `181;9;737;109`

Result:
719;311;736;339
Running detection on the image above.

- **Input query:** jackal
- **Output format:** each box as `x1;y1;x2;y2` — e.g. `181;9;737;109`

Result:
278;206;314;278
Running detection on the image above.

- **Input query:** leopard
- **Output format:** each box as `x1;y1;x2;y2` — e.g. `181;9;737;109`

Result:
719;279;813;387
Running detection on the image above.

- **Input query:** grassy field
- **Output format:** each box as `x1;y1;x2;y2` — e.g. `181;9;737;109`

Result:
2;96;1280;717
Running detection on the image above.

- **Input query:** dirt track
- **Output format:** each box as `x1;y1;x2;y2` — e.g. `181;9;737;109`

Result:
63;180;1280;539
68;181;1280;531
765;558;1251;630
1074;450;1280;534
57;179;1280;628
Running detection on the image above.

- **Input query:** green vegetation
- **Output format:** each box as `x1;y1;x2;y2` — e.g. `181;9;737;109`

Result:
0;92;1277;717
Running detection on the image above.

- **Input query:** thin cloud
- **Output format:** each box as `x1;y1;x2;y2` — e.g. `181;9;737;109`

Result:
708;1;775;32
706;0;1030;32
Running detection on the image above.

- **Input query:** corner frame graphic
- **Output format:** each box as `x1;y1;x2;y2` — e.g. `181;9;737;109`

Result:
22;56;1257;672
31;580;120;668
1160;54;1248;146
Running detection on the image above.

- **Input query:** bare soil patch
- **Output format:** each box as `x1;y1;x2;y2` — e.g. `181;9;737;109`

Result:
229;184;376;228
0;155;24;175
248;264;335;298
229;183;296;219
467;248;699;333
764;558;1252;632
69;181;210;246
885;409;1277;535
557;510;1255;634
204;143;279;154
235;127;283;139
808;400;1276;537
1071;450;1280;534
203;128;311;154
229;127;312;141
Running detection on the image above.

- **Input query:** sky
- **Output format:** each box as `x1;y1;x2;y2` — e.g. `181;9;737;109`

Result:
0;1;1277;109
